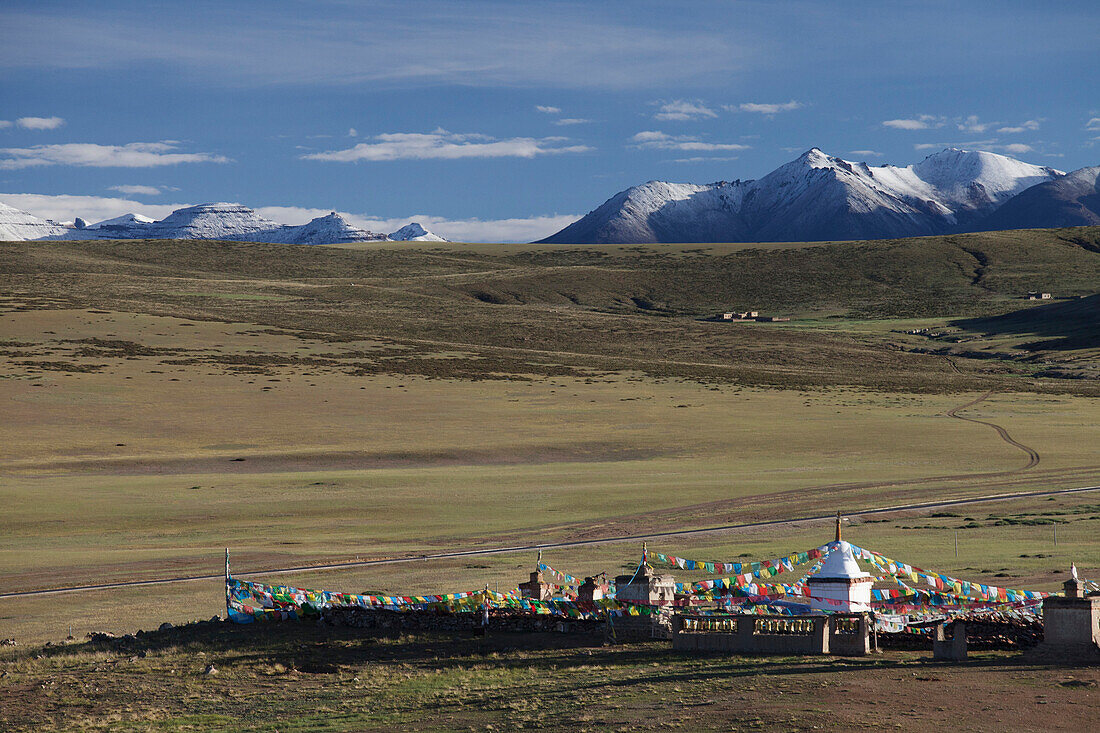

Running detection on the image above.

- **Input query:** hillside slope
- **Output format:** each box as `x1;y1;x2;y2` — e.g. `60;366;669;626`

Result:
977;166;1100;230
2;226;1097;392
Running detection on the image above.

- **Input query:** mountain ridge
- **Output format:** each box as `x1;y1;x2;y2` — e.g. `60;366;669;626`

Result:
0;202;447;244
976;166;1100;231
0;201;69;241
388;222;448;241
540;148;1070;244
54;203;390;244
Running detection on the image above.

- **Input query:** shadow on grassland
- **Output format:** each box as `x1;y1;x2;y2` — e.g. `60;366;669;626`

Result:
952;293;1100;351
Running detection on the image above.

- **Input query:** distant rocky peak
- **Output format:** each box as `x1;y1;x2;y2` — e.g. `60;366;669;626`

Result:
389;222;448;241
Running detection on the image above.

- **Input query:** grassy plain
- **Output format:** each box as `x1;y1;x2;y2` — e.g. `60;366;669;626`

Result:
0;231;1098;727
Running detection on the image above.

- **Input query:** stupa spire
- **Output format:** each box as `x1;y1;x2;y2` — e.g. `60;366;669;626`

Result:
835;511;843;543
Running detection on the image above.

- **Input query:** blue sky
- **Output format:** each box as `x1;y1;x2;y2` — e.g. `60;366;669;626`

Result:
1;0;1098;241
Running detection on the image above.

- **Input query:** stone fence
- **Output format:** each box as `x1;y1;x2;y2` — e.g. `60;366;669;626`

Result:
671;613;874;656
320;606;604;635
878;619;1043;650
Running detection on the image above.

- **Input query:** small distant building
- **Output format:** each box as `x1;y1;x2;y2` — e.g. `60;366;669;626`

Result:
1027;291;1052;300
722;310;759;320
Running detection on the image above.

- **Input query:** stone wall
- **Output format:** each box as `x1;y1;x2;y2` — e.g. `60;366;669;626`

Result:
321;606;603;635
878;619;1043;651
608;613;672;643
829;615;873;656
1041;596;1100;650
672;615;830;655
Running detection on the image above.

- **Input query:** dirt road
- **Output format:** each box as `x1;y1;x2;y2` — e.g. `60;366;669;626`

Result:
945;390;1041;470
3;483;1096;600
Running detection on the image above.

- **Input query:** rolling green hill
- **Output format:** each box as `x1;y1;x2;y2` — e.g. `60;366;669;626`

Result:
2;226;1097;392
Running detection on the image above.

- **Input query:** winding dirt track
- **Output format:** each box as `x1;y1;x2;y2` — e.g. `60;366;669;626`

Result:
944;390;1041;471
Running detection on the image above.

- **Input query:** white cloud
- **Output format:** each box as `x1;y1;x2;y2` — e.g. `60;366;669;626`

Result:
0;120;12;129
653;100;717;121
848;150;883;157
0;193;183;224
420;214;578;243
347;127;358;137
1086;117;1100;131
957;115;997;133
0;141;230;170
671;156;740;163
553;118;590;126
108;184;163;196
890;114;1038;135
884;119;930;130
535;105;562;114
883;115;944;130
301;130;591;162
631;131;671;143
16;116;65;130
997;120;1040;133
910;140;1036;156
914;139;996;150
241;205;578;242
735;100;802;114
629;130;749;153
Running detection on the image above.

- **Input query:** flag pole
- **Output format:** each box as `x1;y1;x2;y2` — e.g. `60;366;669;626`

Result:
224;548;231;619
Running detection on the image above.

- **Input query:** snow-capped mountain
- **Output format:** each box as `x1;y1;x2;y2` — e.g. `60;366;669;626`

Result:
85;213;156;229
388;222;448;242
0;201;69;241
540;148;1066;244
977;165;1100;231
253;212;388;244
543;181;751;244
30;203;389;244
55;203;281;241
147;203;285;240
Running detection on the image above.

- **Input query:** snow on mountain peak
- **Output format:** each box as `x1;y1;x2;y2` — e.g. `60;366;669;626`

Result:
799;147;833;165
911;148;1064;212
0;200;69;241
152;203;279;239
4;202;388;244
389;222;448;241
86;213;155;229
267;211;387;244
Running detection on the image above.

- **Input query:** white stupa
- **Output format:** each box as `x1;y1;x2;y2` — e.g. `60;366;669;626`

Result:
807;513;873;612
